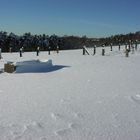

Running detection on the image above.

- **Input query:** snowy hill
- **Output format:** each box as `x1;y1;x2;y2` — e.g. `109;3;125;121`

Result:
0;45;140;140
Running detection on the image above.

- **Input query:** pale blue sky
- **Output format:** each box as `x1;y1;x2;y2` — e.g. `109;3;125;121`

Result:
0;0;139;37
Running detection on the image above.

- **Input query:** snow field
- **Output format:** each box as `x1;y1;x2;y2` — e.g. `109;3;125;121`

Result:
0;45;140;140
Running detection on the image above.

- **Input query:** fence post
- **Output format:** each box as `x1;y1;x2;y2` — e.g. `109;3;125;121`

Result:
102;45;105;56
83;46;90;55
125;49;129;57
83;47;85;55
19;48;22;57
48;46;51;55
0;48;2;59
135;40;138;51
110;43;112;51
93;45;96;55
36;46;40;56
118;43;121;51
56;46;59;53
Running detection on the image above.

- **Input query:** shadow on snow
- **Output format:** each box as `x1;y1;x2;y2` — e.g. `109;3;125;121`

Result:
15;65;70;74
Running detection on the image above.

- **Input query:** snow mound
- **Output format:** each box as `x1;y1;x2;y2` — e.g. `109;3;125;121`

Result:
15;59;53;73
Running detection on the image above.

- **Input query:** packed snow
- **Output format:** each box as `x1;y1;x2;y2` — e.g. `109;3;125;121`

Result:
0;45;140;140
15;59;53;73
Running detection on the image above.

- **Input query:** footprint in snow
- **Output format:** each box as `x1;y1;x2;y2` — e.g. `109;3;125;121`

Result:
9;124;24;134
60;98;71;104
130;94;140;105
40;137;47;140
22;121;44;133
8;124;26;139
0;123;45;139
54;128;71;136
73;112;84;119
68;122;79;129
51;113;63;121
0;90;3;93
54;122;79;137
0;125;12;138
31;121;44;129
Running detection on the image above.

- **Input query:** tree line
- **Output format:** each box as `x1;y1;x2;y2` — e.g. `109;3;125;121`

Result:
0;31;139;52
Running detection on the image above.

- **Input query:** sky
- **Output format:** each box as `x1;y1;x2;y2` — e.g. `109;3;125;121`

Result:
0;0;139;37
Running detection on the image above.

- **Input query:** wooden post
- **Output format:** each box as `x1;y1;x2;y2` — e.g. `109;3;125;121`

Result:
93;45;96;55
102;45;105;56
125;43;127;50
19;48;22;57
135;40;138;51
125;46;129;57
83;47;85;55
131;45;134;54
125;49;129;57
48;46;51;55
0;48;2;59
83;46;90;55
118;43;120;51
110;43;112;51
56;46;59;53
102;49;105;56
36;47;40;56
128;40;131;52
9;47;12;53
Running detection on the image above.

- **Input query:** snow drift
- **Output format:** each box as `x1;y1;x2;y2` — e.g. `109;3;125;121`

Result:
15;59;53;73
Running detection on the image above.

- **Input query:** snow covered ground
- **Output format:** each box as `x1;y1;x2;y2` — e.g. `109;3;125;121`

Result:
0;45;140;140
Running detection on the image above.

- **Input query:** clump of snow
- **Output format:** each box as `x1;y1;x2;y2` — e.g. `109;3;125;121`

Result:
15;59;52;73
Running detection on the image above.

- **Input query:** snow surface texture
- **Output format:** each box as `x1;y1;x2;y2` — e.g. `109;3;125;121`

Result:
0;45;140;140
